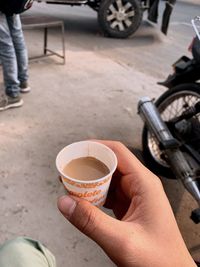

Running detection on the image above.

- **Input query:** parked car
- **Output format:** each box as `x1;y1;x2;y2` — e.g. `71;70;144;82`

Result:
37;0;150;38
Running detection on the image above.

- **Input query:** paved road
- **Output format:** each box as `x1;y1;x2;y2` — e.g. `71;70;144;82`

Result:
28;0;200;261
30;0;200;78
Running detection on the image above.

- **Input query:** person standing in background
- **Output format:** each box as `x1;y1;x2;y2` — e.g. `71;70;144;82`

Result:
0;11;30;111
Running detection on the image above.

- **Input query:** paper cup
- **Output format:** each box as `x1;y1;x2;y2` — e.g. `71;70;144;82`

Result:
56;141;117;206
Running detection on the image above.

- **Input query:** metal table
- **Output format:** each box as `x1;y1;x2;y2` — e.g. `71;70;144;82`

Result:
22;16;66;64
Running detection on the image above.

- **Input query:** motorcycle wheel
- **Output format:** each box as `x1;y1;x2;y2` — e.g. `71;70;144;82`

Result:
142;83;200;178
98;0;143;38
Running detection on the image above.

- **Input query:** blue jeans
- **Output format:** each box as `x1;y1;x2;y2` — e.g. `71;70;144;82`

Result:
0;13;28;97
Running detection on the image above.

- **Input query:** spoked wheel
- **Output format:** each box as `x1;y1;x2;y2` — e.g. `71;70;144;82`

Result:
98;0;143;38
142;83;200;177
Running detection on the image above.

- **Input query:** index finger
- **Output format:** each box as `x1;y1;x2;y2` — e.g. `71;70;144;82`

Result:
94;140;149;177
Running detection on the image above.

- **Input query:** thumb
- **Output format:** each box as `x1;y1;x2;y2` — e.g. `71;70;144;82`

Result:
57;195;122;252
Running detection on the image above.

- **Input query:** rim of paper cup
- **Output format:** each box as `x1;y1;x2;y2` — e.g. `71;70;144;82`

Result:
56;141;118;184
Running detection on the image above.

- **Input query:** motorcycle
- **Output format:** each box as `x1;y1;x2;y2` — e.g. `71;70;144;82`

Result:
138;16;200;223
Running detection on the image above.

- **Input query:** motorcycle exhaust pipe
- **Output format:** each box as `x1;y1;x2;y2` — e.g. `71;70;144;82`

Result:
138;97;178;149
138;97;200;208
165;149;200;207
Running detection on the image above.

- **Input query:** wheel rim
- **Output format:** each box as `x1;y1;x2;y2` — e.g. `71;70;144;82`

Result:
147;90;200;168
106;0;135;32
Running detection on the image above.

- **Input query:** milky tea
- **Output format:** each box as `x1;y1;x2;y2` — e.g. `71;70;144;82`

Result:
63;156;110;181
56;141;117;206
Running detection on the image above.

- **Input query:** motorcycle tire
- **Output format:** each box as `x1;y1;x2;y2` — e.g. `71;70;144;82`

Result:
98;0;143;38
142;83;200;178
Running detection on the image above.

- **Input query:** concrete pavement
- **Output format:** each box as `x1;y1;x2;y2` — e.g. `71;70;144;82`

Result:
0;1;200;266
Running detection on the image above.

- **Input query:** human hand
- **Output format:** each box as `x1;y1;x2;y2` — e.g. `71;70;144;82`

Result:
57;141;196;267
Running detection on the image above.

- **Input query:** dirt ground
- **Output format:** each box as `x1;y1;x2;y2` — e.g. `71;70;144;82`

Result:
0;3;200;266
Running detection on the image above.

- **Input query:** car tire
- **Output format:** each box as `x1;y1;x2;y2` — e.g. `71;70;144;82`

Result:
98;0;143;38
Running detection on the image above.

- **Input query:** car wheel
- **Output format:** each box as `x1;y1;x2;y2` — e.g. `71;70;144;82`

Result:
98;0;143;38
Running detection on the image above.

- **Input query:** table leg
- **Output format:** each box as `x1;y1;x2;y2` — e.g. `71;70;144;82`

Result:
61;23;66;64
44;27;48;55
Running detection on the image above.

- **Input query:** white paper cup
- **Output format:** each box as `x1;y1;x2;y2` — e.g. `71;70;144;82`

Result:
56;141;117;206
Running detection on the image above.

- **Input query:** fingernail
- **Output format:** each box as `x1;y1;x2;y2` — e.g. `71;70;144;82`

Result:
58;195;77;219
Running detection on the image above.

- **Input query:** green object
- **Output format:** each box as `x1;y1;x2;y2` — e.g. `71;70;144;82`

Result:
0;237;56;267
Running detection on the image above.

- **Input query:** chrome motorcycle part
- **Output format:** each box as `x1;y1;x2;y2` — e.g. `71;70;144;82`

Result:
138;97;178;149
138;96;200;211
142;84;200;174
164;149;200;207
